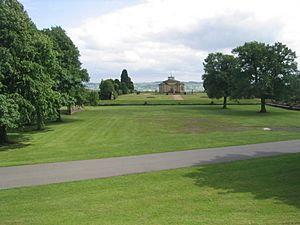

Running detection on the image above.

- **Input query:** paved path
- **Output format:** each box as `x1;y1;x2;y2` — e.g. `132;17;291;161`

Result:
1;140;300;190
172;95;184;100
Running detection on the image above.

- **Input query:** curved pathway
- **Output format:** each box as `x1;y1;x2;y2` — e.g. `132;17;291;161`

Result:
1;139;300;189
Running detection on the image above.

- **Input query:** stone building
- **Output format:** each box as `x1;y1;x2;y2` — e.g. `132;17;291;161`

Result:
159;76;185;94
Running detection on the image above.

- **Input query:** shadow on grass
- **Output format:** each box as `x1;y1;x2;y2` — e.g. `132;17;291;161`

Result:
0;142;31;152
0;116;81;152
17;116;82;133
176;105;292;117
0;134;31;152
185;152;300;208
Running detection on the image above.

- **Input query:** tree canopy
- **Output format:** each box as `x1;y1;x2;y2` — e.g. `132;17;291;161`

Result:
99;69;135;100
99;79;117;100
232;41;298;113
120;69;134;94
203;41;299;113
202;53;238;109
0;0;60;130
0;0;89;143
43;26;89;116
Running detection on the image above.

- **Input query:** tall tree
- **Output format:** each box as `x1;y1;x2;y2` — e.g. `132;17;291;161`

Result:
0;0;60;130
120;69;134;93
43;26;89;117
233;41;298;113
28;32;62;129
120;82;128;95
202;53;238;109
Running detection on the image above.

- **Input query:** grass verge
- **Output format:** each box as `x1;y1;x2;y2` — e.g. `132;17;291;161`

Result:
1;153;299;224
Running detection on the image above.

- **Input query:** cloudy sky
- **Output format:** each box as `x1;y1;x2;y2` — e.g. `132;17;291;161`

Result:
20;0;300;82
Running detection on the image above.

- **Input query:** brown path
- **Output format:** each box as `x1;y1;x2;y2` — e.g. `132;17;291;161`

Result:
172;95;184;100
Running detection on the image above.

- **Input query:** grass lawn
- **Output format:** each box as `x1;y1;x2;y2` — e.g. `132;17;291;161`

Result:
98;92;260;105
1;105;300;167
1;153;299;224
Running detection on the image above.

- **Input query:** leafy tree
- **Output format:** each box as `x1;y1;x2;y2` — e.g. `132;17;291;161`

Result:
28;32;62;129
87;90;99;106
0;0;60;129
202;53;238;109
128;80;134;93
114;79;122;95
99;79;117;100
121;69;129;83
269;42;299;102
0;94;20;144
120;69;134;93
277;74;299;104
284;74;300;103
43;27;89;117
120;82;128;95
232;41;298;113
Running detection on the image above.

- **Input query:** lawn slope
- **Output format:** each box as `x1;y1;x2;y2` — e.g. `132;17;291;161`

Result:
1;105;300;166
1;153;299;224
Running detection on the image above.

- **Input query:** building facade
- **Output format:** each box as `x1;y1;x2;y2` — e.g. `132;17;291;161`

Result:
159;76;185;94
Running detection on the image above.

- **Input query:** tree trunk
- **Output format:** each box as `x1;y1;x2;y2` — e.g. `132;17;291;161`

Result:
223;96;228;109
67;104;72;115
56;109;62;122
36;109;44;130
260;97;267;113
0;125;8;144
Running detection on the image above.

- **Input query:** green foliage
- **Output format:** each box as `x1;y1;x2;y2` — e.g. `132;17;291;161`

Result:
0;94;19;128
99;79;118;100
113;79;121;94
0;94;19;143
203;41;299;112
283;73;300;103
87;90;99;106
0;1;88;133
232;41;299;112
42;26;89;109
202;53;238;108
120;82;128;95
0;0;61;129
100;70;135;99
120;69;134;93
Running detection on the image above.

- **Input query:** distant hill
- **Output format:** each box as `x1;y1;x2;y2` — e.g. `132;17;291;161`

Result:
85;81;204;92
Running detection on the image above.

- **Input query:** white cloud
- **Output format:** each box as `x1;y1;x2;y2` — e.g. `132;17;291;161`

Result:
67;0;300;82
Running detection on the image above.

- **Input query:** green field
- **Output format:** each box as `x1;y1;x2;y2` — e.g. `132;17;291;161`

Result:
1;153;299;224
98;93;260;105
1;105;300;167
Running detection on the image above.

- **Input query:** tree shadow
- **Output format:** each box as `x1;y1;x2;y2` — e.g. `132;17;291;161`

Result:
0;116;81;152
185;152;300;209
0;133;31;152
176;105;292;117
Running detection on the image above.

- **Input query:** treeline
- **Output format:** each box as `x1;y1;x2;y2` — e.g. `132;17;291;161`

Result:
99;69;134;100
0;0;89;143
203;41;300;112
